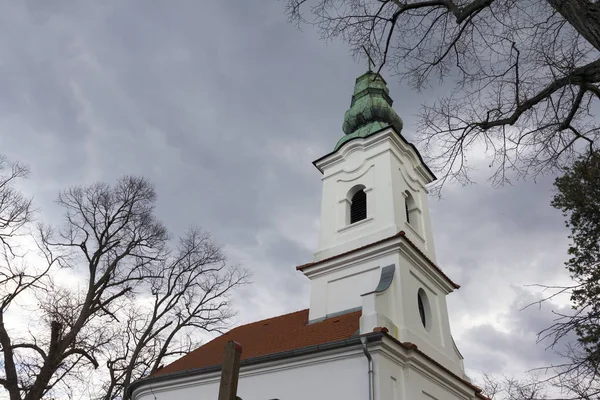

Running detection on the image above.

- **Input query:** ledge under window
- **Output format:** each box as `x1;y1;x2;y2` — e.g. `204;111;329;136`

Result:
404;221;425;243
338;217;374;233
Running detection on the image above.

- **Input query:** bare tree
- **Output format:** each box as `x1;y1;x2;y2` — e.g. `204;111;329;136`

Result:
100;229;247;400
480;373;549;400
285;0;600;189
0;170;248;400
0;156;35;399
0;156;32;253
479;368;600;400
529;286;600;393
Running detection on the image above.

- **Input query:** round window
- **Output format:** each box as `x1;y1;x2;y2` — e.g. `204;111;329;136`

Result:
417;288;430;329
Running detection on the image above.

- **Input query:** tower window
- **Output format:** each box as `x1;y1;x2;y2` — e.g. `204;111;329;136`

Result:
405;191;416;225
418;293;426;327
417;288;431;330
350;189;367;224
404;190;423;235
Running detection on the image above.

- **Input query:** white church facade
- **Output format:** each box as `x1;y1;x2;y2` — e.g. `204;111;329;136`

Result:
129;72;487;400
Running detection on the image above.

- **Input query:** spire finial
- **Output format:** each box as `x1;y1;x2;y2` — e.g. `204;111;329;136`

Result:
335;70;404;151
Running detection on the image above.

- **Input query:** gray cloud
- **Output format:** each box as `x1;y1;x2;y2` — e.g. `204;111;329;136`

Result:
460;288;574;377
0;0;576;382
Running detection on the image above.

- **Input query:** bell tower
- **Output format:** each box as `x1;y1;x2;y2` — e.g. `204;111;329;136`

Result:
313;72;437;263
298;71;467;378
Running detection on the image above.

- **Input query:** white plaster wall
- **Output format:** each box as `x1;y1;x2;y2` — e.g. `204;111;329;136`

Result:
321;243;464;376
393;250;463;376
133;339;477;400
373;344;477;400
308;250;397;321
306;240;464;376
389;152;437;262
316;141;396;261
133;351;368;400
403;367;468;400
314;129;436;263
306;127;464;376
326;266;380;316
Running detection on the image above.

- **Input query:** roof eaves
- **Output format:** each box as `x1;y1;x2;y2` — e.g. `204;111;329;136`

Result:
380;331;488;399
296;231;459;289
313;126;436;181
401;233;460;290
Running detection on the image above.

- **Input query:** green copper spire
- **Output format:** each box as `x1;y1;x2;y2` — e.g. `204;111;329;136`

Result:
335;71;403;150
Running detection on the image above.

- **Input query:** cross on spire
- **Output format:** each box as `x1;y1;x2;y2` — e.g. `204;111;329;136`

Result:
362;45;376;72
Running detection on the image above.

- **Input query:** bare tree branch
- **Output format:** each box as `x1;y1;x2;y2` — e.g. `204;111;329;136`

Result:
286;0;600;190
0;169;249;400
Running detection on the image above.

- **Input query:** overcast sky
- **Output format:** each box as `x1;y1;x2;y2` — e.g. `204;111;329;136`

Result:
0;0;574;385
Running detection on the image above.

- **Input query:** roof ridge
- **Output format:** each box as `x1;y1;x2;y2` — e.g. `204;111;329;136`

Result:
227;308;309;331
226;307;362;334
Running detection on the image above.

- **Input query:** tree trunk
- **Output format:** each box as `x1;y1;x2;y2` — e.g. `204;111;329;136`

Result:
546;0;600;52
24;321;63;400
0;315;21;400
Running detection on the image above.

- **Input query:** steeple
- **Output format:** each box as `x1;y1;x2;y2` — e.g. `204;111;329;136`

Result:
311;71;436;264
336;72;403;150
301;71;467;377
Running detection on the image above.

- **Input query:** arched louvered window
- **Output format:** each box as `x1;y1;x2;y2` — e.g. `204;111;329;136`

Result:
350;189;367;224
417;288;430;330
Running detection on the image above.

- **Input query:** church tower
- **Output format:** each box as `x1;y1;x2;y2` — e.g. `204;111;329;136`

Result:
298;71;467;378
130;70;483;400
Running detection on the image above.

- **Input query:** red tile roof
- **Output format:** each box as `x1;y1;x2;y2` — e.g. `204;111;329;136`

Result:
145;310;489;400
153;309;361;377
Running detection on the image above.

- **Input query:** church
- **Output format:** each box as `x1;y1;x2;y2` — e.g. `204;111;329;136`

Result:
129;71;488;400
